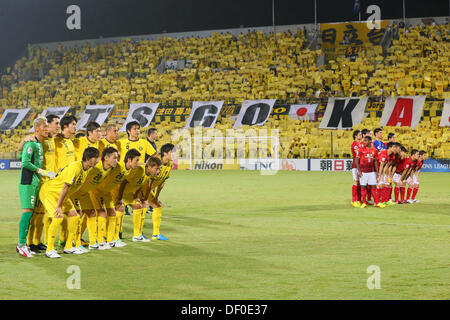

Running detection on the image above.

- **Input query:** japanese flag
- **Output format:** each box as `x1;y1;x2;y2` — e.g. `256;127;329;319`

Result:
289;104;318;121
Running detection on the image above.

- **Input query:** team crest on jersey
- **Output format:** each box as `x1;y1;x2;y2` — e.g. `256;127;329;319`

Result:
75;174;83;185
93;173;103;184
27;147;33;154
114;172;125;183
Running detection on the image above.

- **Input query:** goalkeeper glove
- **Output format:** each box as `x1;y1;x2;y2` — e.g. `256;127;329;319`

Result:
37;168;57;179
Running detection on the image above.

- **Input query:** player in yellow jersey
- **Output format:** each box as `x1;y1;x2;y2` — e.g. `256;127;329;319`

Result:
117;121;157;164
90;149;141;248
73;121;101;161
39;147;100;258
72;147;119;251
73;121;102;243
115;156;162;242
98;123;120;156
139;143;175;241
54;115;77;170
53;115;78;247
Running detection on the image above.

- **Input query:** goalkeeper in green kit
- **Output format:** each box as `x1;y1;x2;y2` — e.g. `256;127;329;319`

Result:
16;116;57;258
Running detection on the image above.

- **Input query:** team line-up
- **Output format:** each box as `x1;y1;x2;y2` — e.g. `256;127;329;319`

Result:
350;128;427;209
16;113;173;259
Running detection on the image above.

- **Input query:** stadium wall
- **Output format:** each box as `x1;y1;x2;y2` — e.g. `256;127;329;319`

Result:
32;16;449;50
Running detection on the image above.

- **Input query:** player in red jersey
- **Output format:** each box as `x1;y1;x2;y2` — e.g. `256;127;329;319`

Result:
356;136;385;208
377;142;395;205
406;150;426;203
360;128;375;203
392;146;412;204
351;130;365;207
378;142;401;205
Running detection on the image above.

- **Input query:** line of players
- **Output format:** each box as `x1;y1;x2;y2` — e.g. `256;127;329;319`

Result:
350;128;427;208
17;114;175;258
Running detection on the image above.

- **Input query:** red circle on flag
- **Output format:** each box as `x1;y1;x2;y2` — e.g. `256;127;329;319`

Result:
296;107;307;117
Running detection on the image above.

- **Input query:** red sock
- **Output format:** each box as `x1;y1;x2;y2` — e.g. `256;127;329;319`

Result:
367;186;372;201
361;188;367;204
372;187;379;205
388;187;393;201
357;185;361;202
412;187;419;199
384;187;390;202
394;187;400;202
400;187;406;202
352;185;358;202
406;187;412;201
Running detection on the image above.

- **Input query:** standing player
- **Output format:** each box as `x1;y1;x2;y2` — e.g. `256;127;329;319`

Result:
387;132;396;144
114;157;162;242
118;121;157;164
39;147;100;258
98;123;120;156
350;130;364;207
16;117;57;258
145;127;158;214
356;136;385;208
146;128;158;160
73;121;101;161
90;149;142;247
54;115;77;246
373;128;386;152
360;128;374;203
140;143;175;240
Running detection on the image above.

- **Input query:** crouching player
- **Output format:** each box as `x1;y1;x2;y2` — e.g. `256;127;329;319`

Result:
39;147;100;258
392;146;411;204
114;156;162;242
139;143;175;240
72;147;119;251
406;150;426;203
356;136;385;208
90;148;142;247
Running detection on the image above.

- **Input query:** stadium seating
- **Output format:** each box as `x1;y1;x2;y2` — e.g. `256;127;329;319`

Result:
0;23;449;160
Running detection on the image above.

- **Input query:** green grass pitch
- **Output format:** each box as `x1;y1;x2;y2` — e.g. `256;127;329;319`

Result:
0;170;448;300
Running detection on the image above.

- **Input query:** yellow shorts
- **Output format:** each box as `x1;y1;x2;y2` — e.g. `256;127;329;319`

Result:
90;190;115;211
72;192;95;211
139;184;156;202
38;189;76;218
110;185;141;207
34;199;44;213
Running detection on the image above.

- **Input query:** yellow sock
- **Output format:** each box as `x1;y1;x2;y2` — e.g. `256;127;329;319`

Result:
75;214;88;246
132;208;143;237
64;215;80;250
26;214;37;246
106;216;116;243
33;213;44;245
87;216;97;246
115;210;124;240
152;207;162;236
60;215;68;242
43;215;51;244
139;210;147;235
97;216;107;244
46;218;63;252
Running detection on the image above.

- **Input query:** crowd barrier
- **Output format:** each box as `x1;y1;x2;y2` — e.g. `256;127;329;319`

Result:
2;158;448;173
